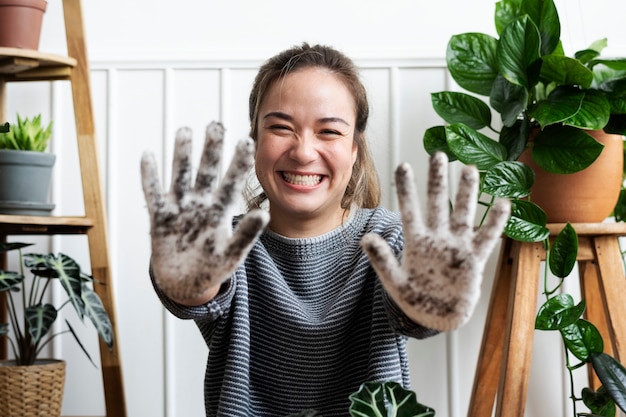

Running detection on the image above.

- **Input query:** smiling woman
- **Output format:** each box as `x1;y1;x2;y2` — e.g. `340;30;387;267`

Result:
139;42;509;417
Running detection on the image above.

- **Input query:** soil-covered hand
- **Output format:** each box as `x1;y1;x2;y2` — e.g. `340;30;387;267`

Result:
141;122;269;302
361;152;510;331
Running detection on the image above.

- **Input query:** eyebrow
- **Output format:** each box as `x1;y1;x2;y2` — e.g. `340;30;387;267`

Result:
263;112;351;126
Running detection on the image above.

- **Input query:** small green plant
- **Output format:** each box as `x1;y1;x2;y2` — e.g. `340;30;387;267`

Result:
0;242;113;366
287;381;435;417
0;114;52;152
538;224;626;416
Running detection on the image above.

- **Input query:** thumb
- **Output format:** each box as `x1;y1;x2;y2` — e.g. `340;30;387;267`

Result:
360;233;405;288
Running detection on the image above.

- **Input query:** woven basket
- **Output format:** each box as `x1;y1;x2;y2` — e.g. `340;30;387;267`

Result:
0;359;66;417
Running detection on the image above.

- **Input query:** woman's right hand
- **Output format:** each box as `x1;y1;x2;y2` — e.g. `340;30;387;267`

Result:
141;122;269;305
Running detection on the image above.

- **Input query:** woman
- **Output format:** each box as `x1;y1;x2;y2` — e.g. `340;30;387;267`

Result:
141;43;510;417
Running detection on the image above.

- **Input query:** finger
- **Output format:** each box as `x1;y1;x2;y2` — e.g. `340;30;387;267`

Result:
473;198;511;259
427;152;450;232
450;165;479;236
170;127;193;201
195;122;225;193
214;138;255;208
224;210;270;260
141;151;164;218
395;162;424;236
360;233;405;287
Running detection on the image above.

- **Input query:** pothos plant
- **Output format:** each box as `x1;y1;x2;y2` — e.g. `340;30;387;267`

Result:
0;242;113;366
538;224;626;416
423;0;626;244
288;381;435;417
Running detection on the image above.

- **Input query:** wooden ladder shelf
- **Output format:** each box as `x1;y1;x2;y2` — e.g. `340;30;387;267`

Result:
0;0;126;416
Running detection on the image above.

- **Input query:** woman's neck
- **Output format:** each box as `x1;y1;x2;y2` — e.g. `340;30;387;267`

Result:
267;207;351;238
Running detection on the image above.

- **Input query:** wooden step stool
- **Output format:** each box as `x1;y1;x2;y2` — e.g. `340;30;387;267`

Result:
468;223;626;417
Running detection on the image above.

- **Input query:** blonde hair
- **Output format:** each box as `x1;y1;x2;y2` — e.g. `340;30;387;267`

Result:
245;42;381;211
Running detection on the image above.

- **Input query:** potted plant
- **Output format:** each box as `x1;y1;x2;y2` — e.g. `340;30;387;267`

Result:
423;0;626;243
0;113;55;216
0;0;47;50
0;242;113;417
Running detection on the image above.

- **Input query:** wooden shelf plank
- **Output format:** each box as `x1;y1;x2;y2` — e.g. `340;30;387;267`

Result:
0;215;93;235
0;47;76;81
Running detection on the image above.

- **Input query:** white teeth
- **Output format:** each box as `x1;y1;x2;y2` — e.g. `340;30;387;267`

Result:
282;172;322;186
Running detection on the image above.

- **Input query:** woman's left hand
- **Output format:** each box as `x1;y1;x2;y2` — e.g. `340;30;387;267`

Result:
361;152;510;331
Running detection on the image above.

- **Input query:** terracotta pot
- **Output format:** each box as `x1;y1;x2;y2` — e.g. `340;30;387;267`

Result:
0;0;47;50
518;129;624;223
0;359;65;417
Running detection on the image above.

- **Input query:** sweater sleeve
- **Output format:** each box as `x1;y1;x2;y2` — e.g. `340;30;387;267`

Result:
149;261;236;321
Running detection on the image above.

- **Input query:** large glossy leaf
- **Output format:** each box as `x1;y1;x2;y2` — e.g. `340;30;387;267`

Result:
582;386;617;417
591;58;626;72
496;15;541;89
431;92;492;129
562;89;611;130
445;123;507;170
423;126;457;161
503;199;549;242
529;86;585;127
349;381;435;417
560;319;604;361
535;294;584;330
25;303;57;344
489;74;528;127
447;33;499;96
532;125;604;174
495;0;560;56
82;283;114;348
539;55;593;87
548;223;577;278
482;161;534;198
0;270;24;292
590;352;626;413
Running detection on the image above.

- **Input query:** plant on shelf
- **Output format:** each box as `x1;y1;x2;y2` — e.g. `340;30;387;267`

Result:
0;113;52;152
538;225;626;416
0;242;113;366
423;0;626;243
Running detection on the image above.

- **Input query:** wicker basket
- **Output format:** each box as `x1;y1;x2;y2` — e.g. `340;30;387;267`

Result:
0;359;66;417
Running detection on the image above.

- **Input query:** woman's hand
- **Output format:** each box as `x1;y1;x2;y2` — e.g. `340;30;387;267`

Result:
141;122;269;304
361;152;510;331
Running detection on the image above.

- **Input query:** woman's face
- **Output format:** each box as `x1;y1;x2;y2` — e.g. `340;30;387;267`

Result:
254;67;358;237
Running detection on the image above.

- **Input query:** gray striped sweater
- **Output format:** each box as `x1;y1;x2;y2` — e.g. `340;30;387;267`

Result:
155;207;438;417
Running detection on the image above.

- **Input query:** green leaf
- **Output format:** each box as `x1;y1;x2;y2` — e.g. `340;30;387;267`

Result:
0;270;24;292
539;55;593;88
482;161;534;198
0;242;34;253
532;125;604;174
0;122;8;133
447;33;499;96
499;119;530;161
496;15;542;89
548;223;578;278
34;253;85;319
445;123;507;170
529;86;585;127
431;92;492;129
489;74;528;127
560;319;604;361
423;126;457;162
535;294;584;330
82;283;114;348
590;352;626;413
349;381;435;417
562;90;611;130
65;320;98;368
591;58;626;72
25;304;57;344
503;199;549;242
582;386;617;417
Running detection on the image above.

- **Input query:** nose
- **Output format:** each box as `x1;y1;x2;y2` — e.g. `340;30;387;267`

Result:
288;133;317;164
